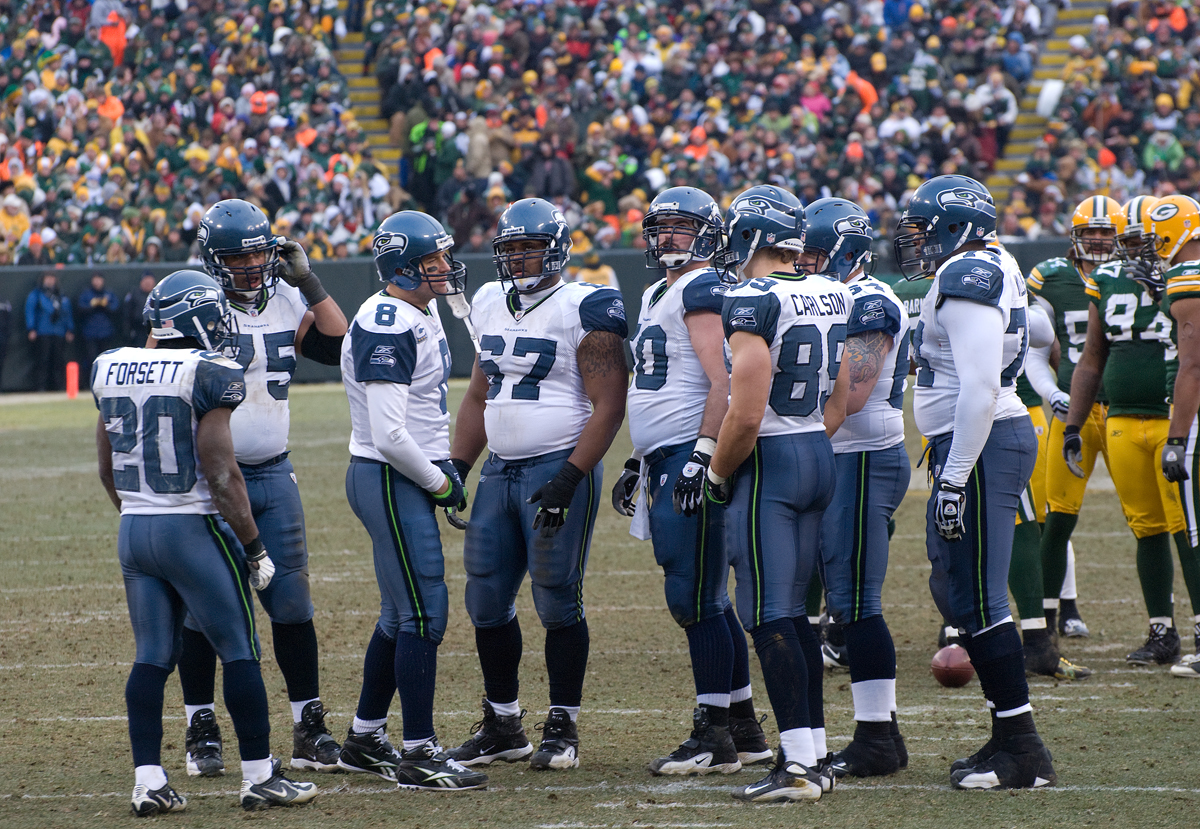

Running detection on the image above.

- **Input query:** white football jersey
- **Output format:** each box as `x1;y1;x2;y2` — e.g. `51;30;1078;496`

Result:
471;279;628;459
722;272;852;436
226;283;308;464
831;275;909;454
92;347;247;515
912;246;1030;438
628;267;728;455
342;290;452;462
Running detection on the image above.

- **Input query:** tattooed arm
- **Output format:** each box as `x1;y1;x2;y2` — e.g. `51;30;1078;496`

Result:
844;329;894;416
569;330;629;473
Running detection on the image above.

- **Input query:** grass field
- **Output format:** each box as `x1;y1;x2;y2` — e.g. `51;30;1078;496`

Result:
2;382;1199;828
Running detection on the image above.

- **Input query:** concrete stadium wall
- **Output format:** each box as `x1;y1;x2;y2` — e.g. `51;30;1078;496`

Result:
0;239;1067;391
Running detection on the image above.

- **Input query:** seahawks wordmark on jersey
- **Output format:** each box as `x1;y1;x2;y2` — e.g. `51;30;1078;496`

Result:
912;247;1030;439
721;272;852;436
628;267;727;455
92;347;246;515
832;275;910;454
470;281;627;460
342;291;453;462
224;282;308;464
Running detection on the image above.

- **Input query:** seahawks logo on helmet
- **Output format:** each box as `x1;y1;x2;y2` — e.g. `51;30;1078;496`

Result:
374;232;409;255
936;188;993;212
184;287;221;307
196;223;209;245
733;197;774;216
834;215;872;237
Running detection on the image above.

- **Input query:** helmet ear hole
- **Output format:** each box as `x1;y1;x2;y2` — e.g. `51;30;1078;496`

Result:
741;229;752;240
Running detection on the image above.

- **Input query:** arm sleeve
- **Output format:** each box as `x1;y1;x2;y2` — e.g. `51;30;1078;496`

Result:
1027;301;1054;349
578;288;629;337
681;272;728;314
939;298;1005;486
1025;342;1060;401
192;359;246;418
364;381;447;492
722;292;781;342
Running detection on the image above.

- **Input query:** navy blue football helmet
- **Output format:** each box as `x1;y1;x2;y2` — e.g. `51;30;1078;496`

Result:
719;185;806;279
198;199;279;304
800;198;875;282
642;186;724;270
893;175;996;280
492;198;572;293
144;270;235;351
372;211;467;294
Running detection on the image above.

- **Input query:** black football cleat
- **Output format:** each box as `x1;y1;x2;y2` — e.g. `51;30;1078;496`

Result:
825;722;900;778
1126;623;1181;666
337;728;402;781
445;699;534;766
729;713;773;765
395;740;488;791
648;708;741;776
185;709;224;778
732;751;826;802
951;733;1056;790
530;708;579;770
292;700;342;772
131;783;186;817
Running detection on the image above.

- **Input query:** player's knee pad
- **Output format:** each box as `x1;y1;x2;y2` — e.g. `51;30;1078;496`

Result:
465;579;514;629
530;583;585;630
255;569;315;625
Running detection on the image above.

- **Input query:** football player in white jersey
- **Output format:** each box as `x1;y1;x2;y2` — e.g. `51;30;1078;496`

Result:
614;187;770;776
444;198;628;771
94;270;317;815
799;199;912;779
896;174;1055;790
164;200;348;777
706;186;850;802
336;211;487;791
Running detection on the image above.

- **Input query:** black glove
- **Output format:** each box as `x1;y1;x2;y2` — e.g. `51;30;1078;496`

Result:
430;461;467;511
703;467;733;507
933;481;966;542
1127;258;1165;302
673;448;712;517
450;458;472;482
1062;424;1085;478
1163;437;1189;483
276;237;330;305
529;461;586;537
612;457;640;517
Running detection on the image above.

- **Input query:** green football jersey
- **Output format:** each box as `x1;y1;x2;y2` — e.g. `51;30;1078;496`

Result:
1027;257;1094;394
1085;261;1177;417
1161;258;1200;401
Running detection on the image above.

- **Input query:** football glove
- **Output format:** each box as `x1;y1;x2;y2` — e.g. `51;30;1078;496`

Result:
1127;258;1165;302
276;237;330;305
1163;437;1189;483
1062;424;1085;478
529;461;586;538
673;438;716;517
430;465;467;514
703;466;733;507
244;536;275;591
612;457;640;517
1048;390;1070;422
434;459;469;527
933;481;966;542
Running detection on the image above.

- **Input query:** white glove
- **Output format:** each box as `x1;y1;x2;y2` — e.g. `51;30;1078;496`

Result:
248;555;275;591
1048;390;1070;422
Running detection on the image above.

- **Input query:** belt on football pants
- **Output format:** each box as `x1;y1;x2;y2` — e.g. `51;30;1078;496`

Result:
643;441;693;468
239;451;290;469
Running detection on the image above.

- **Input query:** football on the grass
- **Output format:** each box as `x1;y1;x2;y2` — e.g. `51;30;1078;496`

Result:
931;644;975;687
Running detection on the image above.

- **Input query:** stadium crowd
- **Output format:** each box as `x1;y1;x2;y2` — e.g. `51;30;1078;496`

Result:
0;0;1199;266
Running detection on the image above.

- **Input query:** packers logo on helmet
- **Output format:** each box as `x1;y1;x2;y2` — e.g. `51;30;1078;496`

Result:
1149;195;1200;265
1070;196;1123;263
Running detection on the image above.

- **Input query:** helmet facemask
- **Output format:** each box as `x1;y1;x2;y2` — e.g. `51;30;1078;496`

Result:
1070;225;1117;263
893;217;942;280
208;237;280;306
494;235;564;293
644;215;718;269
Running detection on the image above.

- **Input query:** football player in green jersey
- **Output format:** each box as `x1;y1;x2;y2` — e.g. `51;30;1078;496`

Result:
1065;196;1200;667
1025;197;1125;640
1152;194;1200;676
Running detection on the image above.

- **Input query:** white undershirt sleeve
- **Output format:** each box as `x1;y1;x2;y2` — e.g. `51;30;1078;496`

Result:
1027;301;1054;349
365;380;447;492
940;298;1005;486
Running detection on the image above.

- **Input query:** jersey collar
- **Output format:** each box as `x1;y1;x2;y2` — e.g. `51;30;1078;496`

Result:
506;284;562;320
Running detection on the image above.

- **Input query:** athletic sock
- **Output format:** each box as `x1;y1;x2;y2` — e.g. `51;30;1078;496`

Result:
394;632;438;743
750;619;809;733
545;619;589;709
794;616;824;734
1062;541;1079;600
352;717;387;733
272;620;321;705
476;617;522;705
1137;533;1175;619
1040;511;1078;600
850;679;894;722
963;623;1029;716
1172;532;1200;611
725;605;755;719
134;764;168;789
290;698;319;724
844;615;897;684
697;702;729;728
355;626;397;722
1059;598;1079;619
1008;519;1045;622
185;703;215;724
488;699;520;718
685;613;734;705
222;659;271;762
178;626;217;707
241;756;274;784
127;663;170;768
779;727;816;768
